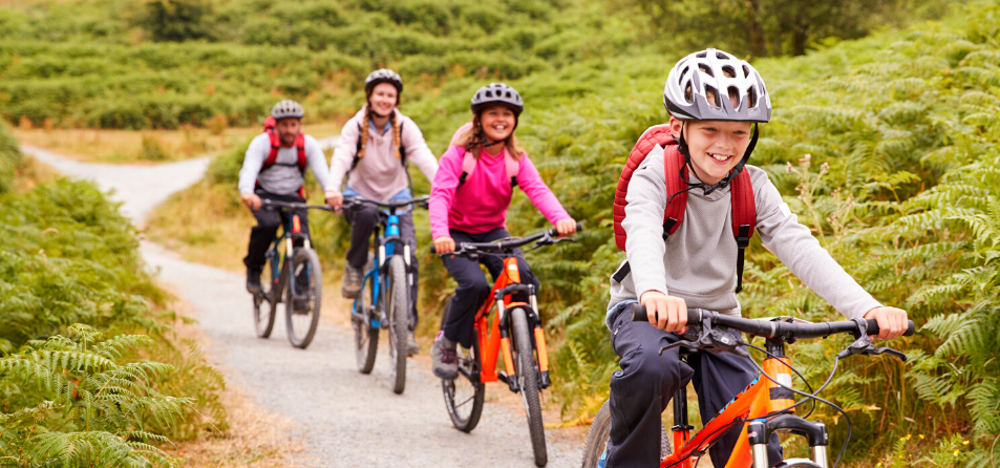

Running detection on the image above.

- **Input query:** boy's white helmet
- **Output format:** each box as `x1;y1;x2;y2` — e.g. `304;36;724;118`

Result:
664;48;771;123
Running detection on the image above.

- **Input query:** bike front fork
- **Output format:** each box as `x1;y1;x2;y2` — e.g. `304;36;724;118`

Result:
748;416;830;468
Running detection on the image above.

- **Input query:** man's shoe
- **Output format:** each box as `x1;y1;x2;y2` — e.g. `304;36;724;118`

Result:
341;265;363;299
431;332;458;380
407;330;419;356
246;267;262;295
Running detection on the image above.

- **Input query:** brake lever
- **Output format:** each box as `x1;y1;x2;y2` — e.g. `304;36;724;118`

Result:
836;325;908;362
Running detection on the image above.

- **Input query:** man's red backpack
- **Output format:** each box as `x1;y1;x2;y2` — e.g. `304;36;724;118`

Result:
612;124;757;292
257;116;308;196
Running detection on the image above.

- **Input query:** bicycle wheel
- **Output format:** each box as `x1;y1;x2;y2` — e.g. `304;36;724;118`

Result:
441;296;485;432
285;248;322;349
511;307;547;467
353;256;378;373
581;400;672;468
387;255;408;394
253;254;278;338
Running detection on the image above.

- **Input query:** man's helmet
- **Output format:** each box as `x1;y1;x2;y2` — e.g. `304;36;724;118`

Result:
364;69;403;96
271;100;304;120
664;48;771;123
470;83;523;116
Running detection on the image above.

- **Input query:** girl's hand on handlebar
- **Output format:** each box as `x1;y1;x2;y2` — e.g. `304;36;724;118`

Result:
325;192;344;214
555;218;577;237
434;236;456;255
241;193;262;211
639;291;688;334
863;306;909;341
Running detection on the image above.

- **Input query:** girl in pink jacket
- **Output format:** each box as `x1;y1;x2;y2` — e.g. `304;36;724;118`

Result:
429;83;577;380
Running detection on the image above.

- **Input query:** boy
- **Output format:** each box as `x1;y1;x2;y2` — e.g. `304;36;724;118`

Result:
605;49;909;467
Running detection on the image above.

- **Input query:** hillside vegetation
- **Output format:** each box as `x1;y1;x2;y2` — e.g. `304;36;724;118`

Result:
0;121;225;466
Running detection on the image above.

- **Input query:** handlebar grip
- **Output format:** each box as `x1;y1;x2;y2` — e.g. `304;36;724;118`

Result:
430;246;436;254
865;319;915;337
547;222;584;237
629;304;701;325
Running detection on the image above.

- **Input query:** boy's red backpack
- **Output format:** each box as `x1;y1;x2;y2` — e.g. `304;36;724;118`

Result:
257;116;308;196
612;124;757;292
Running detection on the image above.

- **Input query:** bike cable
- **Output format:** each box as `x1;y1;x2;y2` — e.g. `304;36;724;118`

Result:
736;338;852;468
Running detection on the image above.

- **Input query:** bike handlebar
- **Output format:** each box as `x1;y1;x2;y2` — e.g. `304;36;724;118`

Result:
629;304;915;340
261;199;333;211
342;195;430;210
430;223;584;255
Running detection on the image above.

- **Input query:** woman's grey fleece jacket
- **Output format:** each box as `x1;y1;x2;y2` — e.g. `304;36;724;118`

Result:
607;143;882;329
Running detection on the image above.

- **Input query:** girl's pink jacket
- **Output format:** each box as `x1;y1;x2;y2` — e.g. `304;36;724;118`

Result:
429;143;571;240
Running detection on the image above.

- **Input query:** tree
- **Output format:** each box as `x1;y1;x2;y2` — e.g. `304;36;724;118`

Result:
141;0;213;42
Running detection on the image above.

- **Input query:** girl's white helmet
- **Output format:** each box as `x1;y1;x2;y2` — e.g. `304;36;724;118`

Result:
664;48;771;123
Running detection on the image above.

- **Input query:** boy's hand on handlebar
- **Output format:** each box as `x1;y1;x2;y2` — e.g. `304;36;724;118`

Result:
555;218;577;237
241;193;261;211
325;192;344;214
863;306;909;341
434;236;455;255
639;291;688;334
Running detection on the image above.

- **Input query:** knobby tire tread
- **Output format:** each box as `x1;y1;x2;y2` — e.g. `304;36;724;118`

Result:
356;256;378;374
441;296;485;432
512;307;548;467
253;256;277;338
580;400;671;468
286;248;322;349
388;255;408;394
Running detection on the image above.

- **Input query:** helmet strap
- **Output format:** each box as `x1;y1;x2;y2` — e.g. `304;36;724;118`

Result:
679;122;760;195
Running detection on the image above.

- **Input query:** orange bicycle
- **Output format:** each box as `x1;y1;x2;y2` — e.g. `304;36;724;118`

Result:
581;304;914;468
433;225;581;467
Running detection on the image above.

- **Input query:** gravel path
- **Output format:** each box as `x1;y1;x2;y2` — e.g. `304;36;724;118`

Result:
24;145;585;468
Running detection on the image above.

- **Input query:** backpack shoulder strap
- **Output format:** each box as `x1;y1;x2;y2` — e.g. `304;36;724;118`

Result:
729;169;756;293
263;128;280;170
458;147;475;187
505;151;519;188
662;141;687;238
613;124;679;251
295;132;306;173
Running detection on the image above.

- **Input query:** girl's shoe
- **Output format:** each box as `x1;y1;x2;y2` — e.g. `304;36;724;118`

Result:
431;332;458;379
341;265;363;298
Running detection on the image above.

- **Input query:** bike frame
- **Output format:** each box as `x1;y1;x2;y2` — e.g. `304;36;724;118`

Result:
661;351;825;468
264;212;312;303
470;256;552;392
351;210;410;329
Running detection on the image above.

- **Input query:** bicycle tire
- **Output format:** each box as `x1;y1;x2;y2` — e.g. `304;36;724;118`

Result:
441;296;485;432
285;248;322;349
581;400;672;468
387;255;408;394
354;255;379;373
511;307;548;467
774;459;823;467
253;254;278;338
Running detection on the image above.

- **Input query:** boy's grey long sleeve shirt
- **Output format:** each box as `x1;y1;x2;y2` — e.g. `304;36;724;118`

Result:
607;144;882;329
238;133;330;195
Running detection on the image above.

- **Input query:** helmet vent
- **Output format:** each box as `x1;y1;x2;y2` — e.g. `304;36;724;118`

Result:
679;66;689;82
748;86;758;109
696;51;707;58
698;63;713;77
743;65;750;78
727;86;740;109
716;51;731;60
486;91;493;98
704;85;720;107
684;84;693;104
722;66;736;79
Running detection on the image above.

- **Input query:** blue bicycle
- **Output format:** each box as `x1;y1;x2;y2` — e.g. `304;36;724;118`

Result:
345;195;428;394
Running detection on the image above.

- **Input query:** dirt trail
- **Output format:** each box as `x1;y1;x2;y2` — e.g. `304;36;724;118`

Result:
22;145;585;467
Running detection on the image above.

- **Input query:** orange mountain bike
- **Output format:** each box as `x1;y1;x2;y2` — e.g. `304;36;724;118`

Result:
582;304;914;468
433;225;580;468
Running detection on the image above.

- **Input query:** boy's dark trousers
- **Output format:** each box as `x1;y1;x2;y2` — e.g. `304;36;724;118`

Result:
605;303;783;468
343;204;420;329
244;189;309;270
439;227;540;348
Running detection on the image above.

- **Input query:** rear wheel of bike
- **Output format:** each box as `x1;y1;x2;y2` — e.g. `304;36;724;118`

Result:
441;296;485;432
387;255;408;394
354;256;379;373
511;307;547;467
285;248;322;349
253;254;278;338
581;400;672;468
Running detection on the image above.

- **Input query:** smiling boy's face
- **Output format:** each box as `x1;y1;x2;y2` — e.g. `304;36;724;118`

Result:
669;117;752;186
